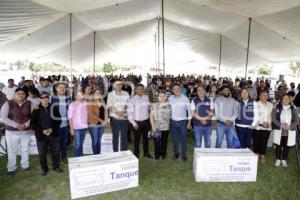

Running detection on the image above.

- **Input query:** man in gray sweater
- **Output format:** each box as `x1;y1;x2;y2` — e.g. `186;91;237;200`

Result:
215;85;238;148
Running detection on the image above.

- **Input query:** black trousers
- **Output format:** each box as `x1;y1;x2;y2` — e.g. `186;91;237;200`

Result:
36;136;60;171
154;130;169;159
275;136;289;160
110;117;129;152
253;129;270;155
133;120;150;156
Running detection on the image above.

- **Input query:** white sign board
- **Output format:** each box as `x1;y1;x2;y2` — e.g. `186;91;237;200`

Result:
193;148;258;182
83;133;113;154
69;150;139;199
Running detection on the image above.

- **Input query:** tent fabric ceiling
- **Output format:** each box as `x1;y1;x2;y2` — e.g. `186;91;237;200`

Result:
1;0;300;69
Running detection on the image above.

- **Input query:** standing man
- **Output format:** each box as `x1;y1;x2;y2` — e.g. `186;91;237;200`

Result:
191;85;214;148
215;85;238;148
50;82;72;165
1;88;32;176
128;84;153;159
2;79;17;100
107;80;130;152
168;84;192;162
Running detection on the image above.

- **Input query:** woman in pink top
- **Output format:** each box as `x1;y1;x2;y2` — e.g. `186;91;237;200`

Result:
68;92;88;157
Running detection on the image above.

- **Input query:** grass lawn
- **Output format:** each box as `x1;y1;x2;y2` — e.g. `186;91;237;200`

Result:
0;133;300;200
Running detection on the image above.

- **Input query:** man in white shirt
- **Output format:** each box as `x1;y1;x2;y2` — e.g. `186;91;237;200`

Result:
107;80;130;152
2;79;17;100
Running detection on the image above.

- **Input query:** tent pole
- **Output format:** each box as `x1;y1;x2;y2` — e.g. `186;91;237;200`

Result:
93;31;96;75
161;0;166;75
69;13;73;82
245;18;252;79
218;34;222;78
154;33;158;75
157;18;160;75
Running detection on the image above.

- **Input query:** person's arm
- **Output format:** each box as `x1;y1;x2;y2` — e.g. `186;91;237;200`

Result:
67;104;74;135
150;104;156;131
271;107;281;128
30;109;43;133
214;99;223;122
251;101;259;127
0;102;18;128
230;99;238;122
290;109;299;130
186;97;192;120
127;98;137;127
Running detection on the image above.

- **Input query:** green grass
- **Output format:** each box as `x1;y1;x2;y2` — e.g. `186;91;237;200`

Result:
0;134;300;200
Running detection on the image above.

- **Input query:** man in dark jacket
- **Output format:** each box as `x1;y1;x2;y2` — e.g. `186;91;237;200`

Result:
31;92;63;175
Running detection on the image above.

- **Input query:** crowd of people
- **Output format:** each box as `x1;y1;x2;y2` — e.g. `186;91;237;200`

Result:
0;73;299;177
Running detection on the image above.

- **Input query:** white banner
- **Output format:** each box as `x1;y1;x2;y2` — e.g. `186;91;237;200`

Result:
193;148;258;182
69;151;138;199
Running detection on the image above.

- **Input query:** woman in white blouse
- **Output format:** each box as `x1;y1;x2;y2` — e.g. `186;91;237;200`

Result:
272;94;298;167
254;90;273;164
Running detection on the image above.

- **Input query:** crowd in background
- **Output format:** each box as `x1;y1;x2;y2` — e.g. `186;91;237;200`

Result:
0;73;300;177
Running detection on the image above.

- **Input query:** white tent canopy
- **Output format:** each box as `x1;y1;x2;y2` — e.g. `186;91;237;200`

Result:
1;0;300;70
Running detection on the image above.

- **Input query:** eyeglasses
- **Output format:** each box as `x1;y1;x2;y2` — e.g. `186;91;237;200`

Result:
40;96;49;99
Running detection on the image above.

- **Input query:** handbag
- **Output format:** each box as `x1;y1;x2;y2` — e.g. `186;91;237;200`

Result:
149;130;161;139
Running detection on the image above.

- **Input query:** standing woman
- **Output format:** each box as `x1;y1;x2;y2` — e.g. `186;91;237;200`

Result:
150;90;171;160
88;88;107;154
253;90;273;164
68;92;88;157
272;94;298;167
235;88;259;148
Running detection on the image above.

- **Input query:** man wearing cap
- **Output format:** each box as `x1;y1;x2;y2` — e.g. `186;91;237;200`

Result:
1;88;32;176
215;85;238;148
107;80;130;152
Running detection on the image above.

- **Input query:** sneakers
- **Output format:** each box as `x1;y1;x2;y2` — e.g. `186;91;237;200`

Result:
274;160;288;167
282;160;288;167
23;167;31;172
275;159;281;167
54;167;64;173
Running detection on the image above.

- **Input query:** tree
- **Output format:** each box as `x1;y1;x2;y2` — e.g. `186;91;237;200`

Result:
256;65;272;75
289;61;300;77
103;62;117;73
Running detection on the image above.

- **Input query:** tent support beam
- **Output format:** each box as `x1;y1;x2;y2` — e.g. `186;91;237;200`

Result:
157;18;160;75
93;31;96;75
218;34;222;77
69;13;73;81
245;18;252;79
161;0;166;75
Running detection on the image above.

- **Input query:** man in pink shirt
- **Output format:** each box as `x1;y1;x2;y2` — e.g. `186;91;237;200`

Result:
127;84;153;159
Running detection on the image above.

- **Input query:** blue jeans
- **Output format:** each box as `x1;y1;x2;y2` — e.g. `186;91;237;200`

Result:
88;126;104;154
58;126;69;160
235;126;252;148
216;122;234;148
193;125;212;148
74;129;86;157
170;120;187;158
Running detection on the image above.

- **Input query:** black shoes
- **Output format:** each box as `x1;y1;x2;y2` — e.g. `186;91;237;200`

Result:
23;167;31;172
173;154;179;160
8;171;16;177
54;167;63;173
144;154;154;159
41;170;48;176
182;157;188;162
